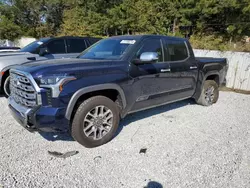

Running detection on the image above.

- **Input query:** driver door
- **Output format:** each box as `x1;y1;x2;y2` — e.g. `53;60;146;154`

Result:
129;37;172;112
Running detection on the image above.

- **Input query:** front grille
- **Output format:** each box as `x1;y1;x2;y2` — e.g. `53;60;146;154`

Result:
10;72;37;107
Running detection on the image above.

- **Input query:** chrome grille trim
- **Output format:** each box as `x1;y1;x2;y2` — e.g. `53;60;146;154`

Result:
9;69;41;107
11;79;35;92
10;69;41;92
10;86;36;100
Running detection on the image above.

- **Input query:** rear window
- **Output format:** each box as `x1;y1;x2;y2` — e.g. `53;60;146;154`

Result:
165;40;189;61
67;39;87;53
47;39;66;54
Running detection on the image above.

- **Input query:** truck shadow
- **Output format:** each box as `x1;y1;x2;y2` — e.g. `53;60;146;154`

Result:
38;99;195;142
38;131;74;142
116;99;195;138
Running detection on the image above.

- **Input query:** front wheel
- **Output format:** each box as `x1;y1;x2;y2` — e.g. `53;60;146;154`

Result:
196;80;219;106
71;96;120;148
3;76;10;98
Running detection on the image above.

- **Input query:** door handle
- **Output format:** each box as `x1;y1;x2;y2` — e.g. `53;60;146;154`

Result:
161;68;171;73
27;57;36;61
190;66;198;70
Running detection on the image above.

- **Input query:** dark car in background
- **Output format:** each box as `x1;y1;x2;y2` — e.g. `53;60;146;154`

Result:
0;36;101;96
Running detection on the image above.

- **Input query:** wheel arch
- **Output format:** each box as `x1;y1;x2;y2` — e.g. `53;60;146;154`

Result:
193;71;220;101
0;69;10;91
204;72;220;85
65;84;127;121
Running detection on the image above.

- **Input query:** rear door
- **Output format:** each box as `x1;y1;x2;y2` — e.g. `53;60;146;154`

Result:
66;38;88;58
163;39;198;100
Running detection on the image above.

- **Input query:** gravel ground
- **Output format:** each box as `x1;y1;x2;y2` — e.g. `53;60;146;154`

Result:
0;92;250;188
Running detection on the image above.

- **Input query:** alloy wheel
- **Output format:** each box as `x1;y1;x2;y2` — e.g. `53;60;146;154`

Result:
205;86;215;105
83;105;113;140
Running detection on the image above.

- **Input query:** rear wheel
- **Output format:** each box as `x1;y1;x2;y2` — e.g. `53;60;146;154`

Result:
196;80;219;106
71;96;120;148
3;76;10;98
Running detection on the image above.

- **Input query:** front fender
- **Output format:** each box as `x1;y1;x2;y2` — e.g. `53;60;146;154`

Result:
0;65;15;89
0;62;39;89
65;83;127;120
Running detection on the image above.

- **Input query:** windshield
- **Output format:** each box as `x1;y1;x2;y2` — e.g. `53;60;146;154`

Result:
79;38;137;60
20;38;50;54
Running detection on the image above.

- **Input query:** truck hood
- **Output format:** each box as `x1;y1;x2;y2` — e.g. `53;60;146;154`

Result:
12;58;128;78
0;51;29;57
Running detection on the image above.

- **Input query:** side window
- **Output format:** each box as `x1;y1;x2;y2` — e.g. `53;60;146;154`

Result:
135;38;163;62
165;40;189;61
47;39;66;54
88;38;101;45
67;39;87;53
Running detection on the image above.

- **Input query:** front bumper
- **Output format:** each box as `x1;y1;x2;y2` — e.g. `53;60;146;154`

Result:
8;97;69;132
9;96;35;131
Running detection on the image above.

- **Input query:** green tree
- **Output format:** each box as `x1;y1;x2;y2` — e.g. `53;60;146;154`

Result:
0;16;22;40
60;7;90;36
1;0;250;49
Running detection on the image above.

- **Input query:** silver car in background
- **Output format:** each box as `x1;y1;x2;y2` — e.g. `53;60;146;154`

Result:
0;36;101;96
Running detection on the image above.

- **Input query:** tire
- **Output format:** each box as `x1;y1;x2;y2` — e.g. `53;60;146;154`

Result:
3;76;10;98
196;80;219;106
71;96;120;148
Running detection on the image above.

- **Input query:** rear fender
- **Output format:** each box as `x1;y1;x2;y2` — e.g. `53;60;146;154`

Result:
193;71;220;100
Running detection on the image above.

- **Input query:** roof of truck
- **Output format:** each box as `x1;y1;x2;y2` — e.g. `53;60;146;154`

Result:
39;36;101;40
109;34;187;41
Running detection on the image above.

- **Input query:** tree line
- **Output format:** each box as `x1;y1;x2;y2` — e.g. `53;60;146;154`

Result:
1;0;250;51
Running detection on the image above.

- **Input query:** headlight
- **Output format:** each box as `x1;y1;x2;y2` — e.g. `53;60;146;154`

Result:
40;76;71;85
39;75;76;97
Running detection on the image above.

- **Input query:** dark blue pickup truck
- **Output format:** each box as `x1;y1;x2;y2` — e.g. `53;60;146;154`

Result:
8;35;228;148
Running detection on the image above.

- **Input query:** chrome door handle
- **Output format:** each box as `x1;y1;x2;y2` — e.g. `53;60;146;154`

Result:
161;68;171;73
190;66;197;70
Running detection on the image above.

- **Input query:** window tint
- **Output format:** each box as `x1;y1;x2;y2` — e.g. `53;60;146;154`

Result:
135;38;163;62
79;39;135;60
47;39;66;54
20;38;50;54
166;40;188;61
67;39;87;53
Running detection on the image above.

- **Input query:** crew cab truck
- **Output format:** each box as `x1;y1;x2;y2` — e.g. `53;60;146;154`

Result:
0;36;100;97
8;35;228;148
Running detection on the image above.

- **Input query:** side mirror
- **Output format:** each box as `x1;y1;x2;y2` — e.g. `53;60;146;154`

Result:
134;52;159;64
39;47;49;56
